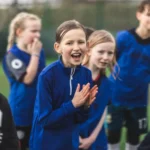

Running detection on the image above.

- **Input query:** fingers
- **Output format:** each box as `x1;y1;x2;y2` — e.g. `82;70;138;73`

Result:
79;136;82;144
90;85;98;93
75;84;80;93
89;96;96;105
81;83;90;96
79;144;83;149
89;90;98;105
79;143;87;149
91;86;98;98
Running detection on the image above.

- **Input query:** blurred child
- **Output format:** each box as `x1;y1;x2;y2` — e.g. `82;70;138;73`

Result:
0;93;19;150
29;20;98;150
84;26;95;39
2;12;45;150
79;30;116;150
107;1;150;150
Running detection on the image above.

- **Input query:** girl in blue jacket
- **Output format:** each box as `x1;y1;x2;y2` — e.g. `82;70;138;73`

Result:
2;12;45;150
30;20;98;150
79;30;116;150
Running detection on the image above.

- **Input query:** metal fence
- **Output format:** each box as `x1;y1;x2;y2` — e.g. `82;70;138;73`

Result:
0;0;141;58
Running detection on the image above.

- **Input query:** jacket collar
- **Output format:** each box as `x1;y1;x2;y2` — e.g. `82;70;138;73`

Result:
58;56;81;75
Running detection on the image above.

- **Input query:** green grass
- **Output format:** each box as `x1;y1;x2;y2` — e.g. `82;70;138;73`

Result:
0;58;150;150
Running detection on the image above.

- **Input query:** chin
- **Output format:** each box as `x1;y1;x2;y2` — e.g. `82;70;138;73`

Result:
98;66;106;69
72;62;81;67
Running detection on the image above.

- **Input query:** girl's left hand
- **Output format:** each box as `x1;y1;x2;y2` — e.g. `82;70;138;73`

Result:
79;137;94;150
85;85;98;107
89;85;98;105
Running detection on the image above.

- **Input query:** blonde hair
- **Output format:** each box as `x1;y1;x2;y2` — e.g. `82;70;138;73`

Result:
7;12;41;51
82;30;118;77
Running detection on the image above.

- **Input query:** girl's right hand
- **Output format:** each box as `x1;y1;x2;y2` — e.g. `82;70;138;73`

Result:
28;38;42;55
72;83;90;108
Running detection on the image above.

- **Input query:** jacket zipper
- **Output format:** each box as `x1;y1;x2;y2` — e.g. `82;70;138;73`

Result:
70;68;76;95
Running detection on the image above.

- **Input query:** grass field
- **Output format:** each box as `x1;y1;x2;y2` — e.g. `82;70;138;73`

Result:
0;59;149;150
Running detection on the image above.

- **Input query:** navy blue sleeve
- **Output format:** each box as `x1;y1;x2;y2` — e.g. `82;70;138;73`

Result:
5;52;26;81
116;31;128;60
36;73;77;128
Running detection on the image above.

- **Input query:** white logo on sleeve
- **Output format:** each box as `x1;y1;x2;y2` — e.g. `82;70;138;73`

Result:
11;59;23;69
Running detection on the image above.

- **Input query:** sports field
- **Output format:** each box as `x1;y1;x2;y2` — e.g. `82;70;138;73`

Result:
0;59;149;150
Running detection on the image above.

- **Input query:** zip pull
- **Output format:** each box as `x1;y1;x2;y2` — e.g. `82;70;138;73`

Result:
70;68;76;95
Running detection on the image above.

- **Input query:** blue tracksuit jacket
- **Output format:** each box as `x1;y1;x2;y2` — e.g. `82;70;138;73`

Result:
80;75;112;150
110;28;150;108
30;57;93;150
2;44;45;126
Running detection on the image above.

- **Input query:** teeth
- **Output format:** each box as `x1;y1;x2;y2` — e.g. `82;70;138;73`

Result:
72;53;81;56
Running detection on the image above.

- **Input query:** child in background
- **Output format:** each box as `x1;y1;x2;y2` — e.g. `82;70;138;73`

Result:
107;0;150;150
0;93;19;150
79;30;116;150
29;20;98;150
84;26;95;38
2;12;45;150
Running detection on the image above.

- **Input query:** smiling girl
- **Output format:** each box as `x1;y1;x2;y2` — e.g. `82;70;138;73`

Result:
79;30;116;150
29;20;98;150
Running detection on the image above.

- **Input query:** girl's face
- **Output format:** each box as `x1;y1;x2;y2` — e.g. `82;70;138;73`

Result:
55;29;87;67
137;5;150;31
89;42;115;70
17;19;41;46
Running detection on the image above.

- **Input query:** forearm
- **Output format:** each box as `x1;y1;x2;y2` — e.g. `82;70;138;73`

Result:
39;101;77;128
23;55;39;84
89;108;107;141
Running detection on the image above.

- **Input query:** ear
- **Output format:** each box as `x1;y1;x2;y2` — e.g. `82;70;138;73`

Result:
86;42;91;56
54;42;62;54
136;11;141;21
16;28;23;37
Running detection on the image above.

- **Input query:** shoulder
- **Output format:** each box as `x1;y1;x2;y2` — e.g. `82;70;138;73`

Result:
101;75;111;85
4;45;24;68
5;52;23;68
80;65;91;74
116;30;131;40
39;60;59;78
80;66;92;79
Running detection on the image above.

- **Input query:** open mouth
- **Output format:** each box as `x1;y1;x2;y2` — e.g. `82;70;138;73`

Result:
100;62;108;66
71;53;81;59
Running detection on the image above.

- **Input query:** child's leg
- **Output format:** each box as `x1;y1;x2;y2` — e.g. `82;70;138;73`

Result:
126;107;147;150
107;105;124;150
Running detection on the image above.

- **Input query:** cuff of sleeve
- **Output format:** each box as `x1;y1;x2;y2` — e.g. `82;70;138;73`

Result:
80;106;90;114
62;101;77;116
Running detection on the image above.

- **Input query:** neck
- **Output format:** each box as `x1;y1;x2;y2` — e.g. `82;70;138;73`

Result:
87;63;101;80
16;39;30;54
136;26;150;39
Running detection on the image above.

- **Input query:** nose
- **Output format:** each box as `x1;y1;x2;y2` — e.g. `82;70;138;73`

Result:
35;32;41;38
103;53;109;60
73;43;80;50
